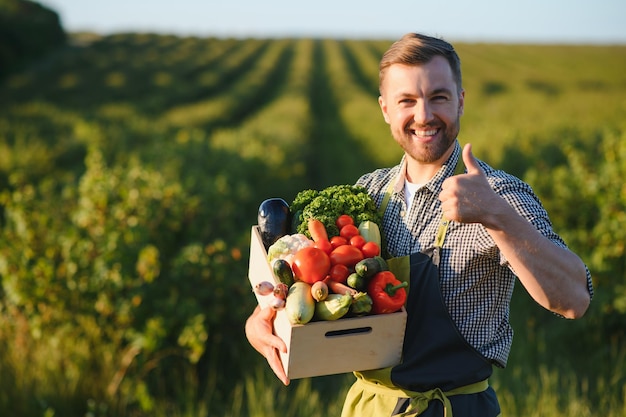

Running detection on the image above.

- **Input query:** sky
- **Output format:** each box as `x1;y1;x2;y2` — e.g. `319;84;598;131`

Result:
41;0;626;44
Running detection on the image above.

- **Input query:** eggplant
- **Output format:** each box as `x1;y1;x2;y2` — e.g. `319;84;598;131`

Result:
257;198;291;250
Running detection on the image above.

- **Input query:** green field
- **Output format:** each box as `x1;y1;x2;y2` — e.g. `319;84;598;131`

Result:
1;33;625;416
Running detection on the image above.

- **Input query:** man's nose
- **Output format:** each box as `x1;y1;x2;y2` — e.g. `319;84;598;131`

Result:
413;100;433;124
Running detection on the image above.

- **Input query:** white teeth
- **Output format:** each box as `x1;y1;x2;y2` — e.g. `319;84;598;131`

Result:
414;129;437;136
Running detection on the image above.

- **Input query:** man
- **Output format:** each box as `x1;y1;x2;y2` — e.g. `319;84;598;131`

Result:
245;33;593;416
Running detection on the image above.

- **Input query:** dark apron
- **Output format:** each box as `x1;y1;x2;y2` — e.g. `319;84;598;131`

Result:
341;162;501;417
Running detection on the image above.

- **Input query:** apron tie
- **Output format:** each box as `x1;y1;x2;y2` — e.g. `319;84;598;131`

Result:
353;375;489;417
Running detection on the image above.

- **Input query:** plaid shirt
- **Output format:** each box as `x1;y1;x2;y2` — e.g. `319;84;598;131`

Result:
356;141;593;367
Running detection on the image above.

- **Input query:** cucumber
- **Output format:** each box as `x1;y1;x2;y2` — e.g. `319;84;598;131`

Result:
273;259;294;286
284;282;315;325
347;272;366;291
374;255;389;272
354;257;382;279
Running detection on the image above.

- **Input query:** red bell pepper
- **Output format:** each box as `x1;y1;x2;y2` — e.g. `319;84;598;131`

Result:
367;271;408;314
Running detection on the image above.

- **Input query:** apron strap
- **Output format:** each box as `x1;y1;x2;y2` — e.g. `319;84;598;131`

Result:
379;178;396;218
379;155;466;257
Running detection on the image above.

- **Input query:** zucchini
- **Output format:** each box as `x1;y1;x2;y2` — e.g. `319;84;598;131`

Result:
285;282;315;325
358;221;382;247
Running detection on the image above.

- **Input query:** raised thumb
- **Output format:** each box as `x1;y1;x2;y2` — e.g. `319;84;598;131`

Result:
462;143;482;174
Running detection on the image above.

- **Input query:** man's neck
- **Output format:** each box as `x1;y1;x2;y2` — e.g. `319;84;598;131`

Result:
404;144;456;184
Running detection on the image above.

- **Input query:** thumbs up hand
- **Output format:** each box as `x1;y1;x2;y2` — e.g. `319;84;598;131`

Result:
439;143;502;226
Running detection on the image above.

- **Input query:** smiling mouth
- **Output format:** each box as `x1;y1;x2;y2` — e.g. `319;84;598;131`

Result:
410;128;439;139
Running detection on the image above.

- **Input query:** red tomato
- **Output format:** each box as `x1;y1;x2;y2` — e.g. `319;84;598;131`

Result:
330;236;348;249
329;244;364;268
361;241;381;258
314;239;333;254
292;247;331;284
328;264;350;283
340;224;360;240
335;214;354;229
349;235;367;249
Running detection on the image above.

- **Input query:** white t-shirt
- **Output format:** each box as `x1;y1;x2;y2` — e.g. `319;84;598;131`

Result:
404;179;423;211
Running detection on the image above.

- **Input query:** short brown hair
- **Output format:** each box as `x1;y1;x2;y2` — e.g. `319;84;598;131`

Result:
379;33;462;93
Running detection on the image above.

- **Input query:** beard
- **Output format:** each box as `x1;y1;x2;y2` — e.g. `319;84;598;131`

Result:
392;115;461;164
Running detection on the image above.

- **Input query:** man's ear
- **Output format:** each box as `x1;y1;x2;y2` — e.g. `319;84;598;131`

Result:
379;96;390;124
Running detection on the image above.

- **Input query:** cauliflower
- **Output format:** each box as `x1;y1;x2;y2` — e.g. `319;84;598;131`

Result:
267;233;313;266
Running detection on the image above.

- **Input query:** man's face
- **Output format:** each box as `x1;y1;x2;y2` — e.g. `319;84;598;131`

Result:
379;56;464;165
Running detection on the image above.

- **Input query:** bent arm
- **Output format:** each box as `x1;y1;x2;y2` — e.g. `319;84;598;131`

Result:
483;201;591;318
440;144;591;318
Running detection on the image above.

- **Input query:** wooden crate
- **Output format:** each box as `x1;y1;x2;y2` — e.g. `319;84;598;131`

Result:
248;225;406;380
